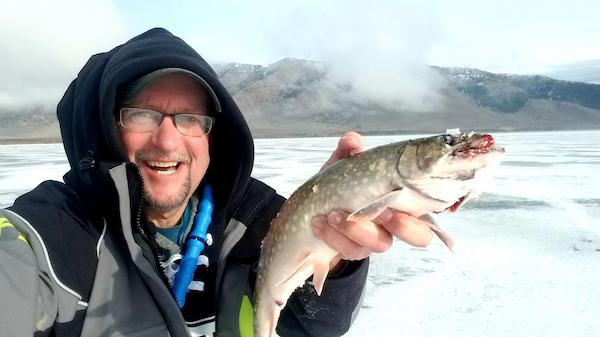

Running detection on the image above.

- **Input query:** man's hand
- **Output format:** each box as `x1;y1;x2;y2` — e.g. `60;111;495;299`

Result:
311;131;435;265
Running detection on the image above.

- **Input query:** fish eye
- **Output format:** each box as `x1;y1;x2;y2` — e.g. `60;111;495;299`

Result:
444;134;454;145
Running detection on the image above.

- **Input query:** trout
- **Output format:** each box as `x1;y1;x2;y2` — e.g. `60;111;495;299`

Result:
254;130;505;336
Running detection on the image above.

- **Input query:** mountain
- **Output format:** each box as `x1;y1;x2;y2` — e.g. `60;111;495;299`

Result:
1;58;599;142
0;105;60;143
214;58;600;137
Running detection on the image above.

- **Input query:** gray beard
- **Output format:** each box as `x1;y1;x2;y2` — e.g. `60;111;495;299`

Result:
142;174;192;213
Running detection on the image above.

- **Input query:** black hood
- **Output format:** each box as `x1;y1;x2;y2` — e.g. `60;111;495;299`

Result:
57;27;254;216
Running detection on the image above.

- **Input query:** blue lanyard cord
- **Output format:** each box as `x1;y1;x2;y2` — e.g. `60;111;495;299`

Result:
172;184;213;308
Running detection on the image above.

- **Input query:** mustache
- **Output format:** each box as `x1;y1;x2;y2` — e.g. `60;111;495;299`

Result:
135;150;191;164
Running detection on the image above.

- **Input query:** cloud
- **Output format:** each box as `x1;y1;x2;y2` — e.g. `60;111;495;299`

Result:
0;0;129;111
2;0;598;115
257;0;447;112
427;0;600;74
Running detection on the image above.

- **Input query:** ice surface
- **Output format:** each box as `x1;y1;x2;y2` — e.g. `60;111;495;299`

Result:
0;143;68;207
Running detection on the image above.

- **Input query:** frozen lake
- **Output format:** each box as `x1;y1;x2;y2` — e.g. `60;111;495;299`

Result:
254;130;600;337
1;130;599;336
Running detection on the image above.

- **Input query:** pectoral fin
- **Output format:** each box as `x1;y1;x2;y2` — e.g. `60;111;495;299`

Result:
347;190;454;251
421;215;454;251
347;189;405;222
274;253;332;297
275;253;313;289
312;259;330;296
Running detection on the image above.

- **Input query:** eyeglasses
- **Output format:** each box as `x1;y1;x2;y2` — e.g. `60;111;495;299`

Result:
119;108;214;137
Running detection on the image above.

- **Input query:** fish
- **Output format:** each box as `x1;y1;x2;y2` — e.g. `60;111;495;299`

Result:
254;130;505;336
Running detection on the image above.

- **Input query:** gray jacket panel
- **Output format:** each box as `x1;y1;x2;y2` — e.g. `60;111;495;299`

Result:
80;220;170;337
0;211;40;337
215;218;247;294
0;209;85;336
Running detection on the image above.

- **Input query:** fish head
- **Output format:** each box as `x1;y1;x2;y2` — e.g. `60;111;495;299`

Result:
397;130;505;212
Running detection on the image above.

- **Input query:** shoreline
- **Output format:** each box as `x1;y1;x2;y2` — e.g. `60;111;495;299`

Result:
0;137;62;145
1;127;599;145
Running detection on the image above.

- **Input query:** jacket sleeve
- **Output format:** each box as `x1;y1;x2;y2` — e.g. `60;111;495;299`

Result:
0;211;56;337
239;180;369;337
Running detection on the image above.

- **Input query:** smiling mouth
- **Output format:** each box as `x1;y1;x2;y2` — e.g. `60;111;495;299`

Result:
146;160;181;175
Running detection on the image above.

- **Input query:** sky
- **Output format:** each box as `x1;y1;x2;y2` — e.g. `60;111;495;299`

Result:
1;0;599;110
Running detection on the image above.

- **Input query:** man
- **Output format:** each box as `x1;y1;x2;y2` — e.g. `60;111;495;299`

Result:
0;28;434;336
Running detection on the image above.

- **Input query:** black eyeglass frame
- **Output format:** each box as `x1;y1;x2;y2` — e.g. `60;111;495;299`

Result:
119;107;215;137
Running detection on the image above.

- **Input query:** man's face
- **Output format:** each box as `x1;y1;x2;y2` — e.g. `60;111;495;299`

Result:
119;74;211;213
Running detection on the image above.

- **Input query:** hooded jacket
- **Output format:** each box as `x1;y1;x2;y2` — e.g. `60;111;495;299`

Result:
0;28;368;337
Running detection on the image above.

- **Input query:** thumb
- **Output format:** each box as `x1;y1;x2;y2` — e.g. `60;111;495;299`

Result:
321;131;363;170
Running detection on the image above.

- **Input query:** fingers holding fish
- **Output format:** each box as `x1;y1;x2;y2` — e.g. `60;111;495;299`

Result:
311;215;371;261
311;210;393;259
312;208;434;258
376;210;434;248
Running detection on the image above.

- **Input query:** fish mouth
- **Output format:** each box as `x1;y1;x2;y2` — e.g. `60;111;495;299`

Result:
452;134;499;158
447;195;467;212
445;134;498;212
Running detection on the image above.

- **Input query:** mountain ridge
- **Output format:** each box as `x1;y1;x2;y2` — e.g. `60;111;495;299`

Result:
1;58;598;141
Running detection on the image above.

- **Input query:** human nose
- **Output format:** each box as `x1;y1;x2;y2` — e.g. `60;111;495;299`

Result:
151;115;181;151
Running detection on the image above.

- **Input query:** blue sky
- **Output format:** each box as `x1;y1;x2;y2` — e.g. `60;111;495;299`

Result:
1;0;599;108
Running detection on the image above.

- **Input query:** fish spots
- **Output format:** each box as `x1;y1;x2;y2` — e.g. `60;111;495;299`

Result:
376;159;387;174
